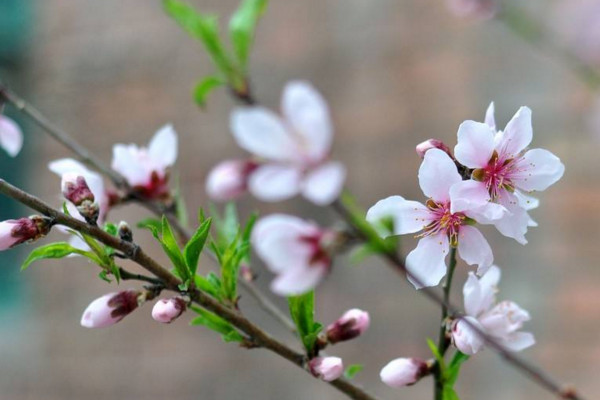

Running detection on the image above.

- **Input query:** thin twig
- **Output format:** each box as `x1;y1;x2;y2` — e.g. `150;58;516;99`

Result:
119;267;164;285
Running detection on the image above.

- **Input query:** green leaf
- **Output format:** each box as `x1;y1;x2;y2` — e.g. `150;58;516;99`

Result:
288;291;322;354
446;351;470;386
155;216;189;282
195;275;222;299
21;242;101;270
229;0;268;68
184;218;212;277
193;76;225;107
343;364;363;380
137;218;162;233
443;386;461;400
190;306;244;343
426;338;446;373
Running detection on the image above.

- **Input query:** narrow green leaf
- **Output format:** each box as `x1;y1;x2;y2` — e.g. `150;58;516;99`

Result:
426;338;446;373
288;291;322;353
195;275;222;299
194;76;225;108
343;364;364;380
443;386;461;400
447;351;470;386
21;242;100;270
229;0;268;68
190;306;244;342
160;216;189;281
184;218;212;276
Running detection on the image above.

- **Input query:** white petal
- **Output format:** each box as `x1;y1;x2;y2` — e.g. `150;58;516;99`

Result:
111;144;149;186
418;149;462;203
148;124;178;169
248;164;302;202
493;191;531;245
463;272;483;317
366;196;433;237
511;148;565;192
495;106;532;159
282;81;333;161
452;316;486;356
484;102;496;131
449;180;492;214
301;161;346;205
270;264;327;296
454;120;495;168
457;226;493;275
0;116;23;157
501;332;535;352
49;158;92;177
464;265;500;317
514;190;539;210
231;107;299;162
405;233;449;289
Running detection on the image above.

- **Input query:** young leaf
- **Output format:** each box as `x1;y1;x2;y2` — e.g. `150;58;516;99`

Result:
426;338;446;373
190;306;244;343
137;218;162;233
21;242;101;270
288;291;322;354
184;218;212;276
195;275;222;299
343;364;364;380
194;76;225;108
446;351;470;387
156;216;189;282
229;0;268;68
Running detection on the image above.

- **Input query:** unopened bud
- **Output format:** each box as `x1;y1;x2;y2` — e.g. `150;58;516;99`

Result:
0;216;52;250
206;159;258;202
308;356;344;382
380;358;429;388
326;308;370;344
415;139;451;159
118;221;133;242
62;173;99;224
151;297;187;323
80;290;143;328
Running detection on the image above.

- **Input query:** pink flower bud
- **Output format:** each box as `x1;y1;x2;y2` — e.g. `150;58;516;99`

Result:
415;139;451;159
380;358;429;388
151;297;186;324
62;173;95;206
0;216;52;250
206;159;258;201
326;308;370;344
309;356;344;382
80;290;142;328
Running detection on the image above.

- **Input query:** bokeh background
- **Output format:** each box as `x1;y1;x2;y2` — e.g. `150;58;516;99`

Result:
0;0;599;399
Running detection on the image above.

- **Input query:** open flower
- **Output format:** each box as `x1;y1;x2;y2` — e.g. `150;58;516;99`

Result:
451;266;535;355
205;159;258;201
252;214;338;296
367;148;505;289
111;124;177;199
0;115;23;157
452;104;565;244
230;81;345;205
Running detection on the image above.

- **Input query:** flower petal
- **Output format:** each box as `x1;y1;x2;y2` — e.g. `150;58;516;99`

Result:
449;180;491;214
501;331;535;352
485;102;496;131
454;120;495;168
270;264;327;296
493;191;531;245
418;149;462;202
282;81;333;162
511;148;565;192
366;196;433;237
514;190;539;210
0;116;23;157
248;164;302;202
457;225;493;275
495;106;532;159
463;272;483;317
148;124;178;169
405;233;449;289
452;316;486;356
301;161;346;205
231;107;299;162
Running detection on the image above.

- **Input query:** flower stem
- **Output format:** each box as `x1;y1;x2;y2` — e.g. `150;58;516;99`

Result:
434;246;458;400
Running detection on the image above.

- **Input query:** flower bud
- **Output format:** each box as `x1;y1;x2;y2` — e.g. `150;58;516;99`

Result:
118;221;133;242
62;173;99;224
308;356;344;382
0;216;52;250
326;308;370;344
151;297;187;324
380;358;429;388
206;159;258;201
415;139;451;159
80;290;143;328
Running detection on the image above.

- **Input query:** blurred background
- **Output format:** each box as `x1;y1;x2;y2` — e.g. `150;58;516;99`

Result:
0;0;599;399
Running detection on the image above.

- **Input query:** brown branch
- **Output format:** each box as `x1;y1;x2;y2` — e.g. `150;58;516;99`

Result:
0;178;378;400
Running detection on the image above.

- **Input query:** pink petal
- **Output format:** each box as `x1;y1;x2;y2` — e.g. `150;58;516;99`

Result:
271;264;327;296
449;180;492;214
511;148;565;192
457;225;493;275
462;273;483;317
301;161;346;205
0;116;23;157
418;149;462;203
405;233;449;289
231;107;299;162
452;316;486;355
493;191;531;245
454;120;495;168
485;102;496;131
148;124;178;169
366;196;433;237
282;81;333;162
495;106;532;159
248;164;302;202
501;331;535;352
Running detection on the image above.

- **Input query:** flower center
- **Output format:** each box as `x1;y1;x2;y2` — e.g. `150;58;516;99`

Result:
420;199;465;247
472;151;518;200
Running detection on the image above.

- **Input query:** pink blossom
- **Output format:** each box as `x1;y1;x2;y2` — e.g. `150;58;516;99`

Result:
152;297;186;324
230;81;346;205
326;308;370;344
451;266;535;355
80;290;142;328
308;356;344;381
380;358;429;388
452;104;565;244
0;217;51;250
0;115;23;157
367;149;505;289
205;159;258;201
252;214;337;296
446;0;498;19
111;124;177;199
